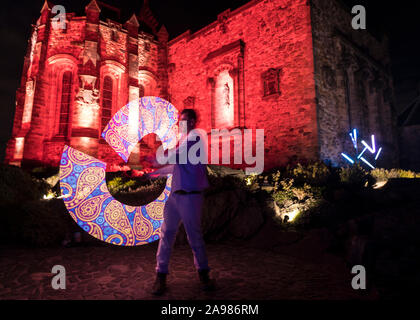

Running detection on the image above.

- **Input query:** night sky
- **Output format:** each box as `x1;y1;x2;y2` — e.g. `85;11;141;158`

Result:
0;0;419;162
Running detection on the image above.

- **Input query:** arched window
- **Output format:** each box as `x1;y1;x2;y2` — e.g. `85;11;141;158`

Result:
101;76;113;130
59;71;72;136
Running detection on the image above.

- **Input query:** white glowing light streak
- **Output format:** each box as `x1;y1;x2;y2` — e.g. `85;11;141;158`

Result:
349;129;358;149
341;153;355;164
341;129;382;169
360;157;375;169
57;194;71;199
357;147;367;159
361;135;376;154
43;193;71;200
375;147;382;160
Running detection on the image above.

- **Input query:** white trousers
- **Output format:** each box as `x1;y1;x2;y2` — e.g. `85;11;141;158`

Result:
155;192;210;274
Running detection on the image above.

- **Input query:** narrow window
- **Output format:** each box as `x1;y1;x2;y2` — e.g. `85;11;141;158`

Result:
101;76;113;130
262;68;281;97
59;71;72;136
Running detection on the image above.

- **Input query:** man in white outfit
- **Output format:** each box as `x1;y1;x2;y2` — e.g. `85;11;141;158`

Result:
148;109;215;295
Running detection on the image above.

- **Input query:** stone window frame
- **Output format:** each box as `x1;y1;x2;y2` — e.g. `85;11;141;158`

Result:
138;69;158;96
100;60;126;120
212;63;236;129
100;75;114;131
46;54;79;140
262;68;282;98
203;39;245;129
58;71;73;136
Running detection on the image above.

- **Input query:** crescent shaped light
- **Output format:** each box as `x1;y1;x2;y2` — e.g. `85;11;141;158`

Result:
59;96;179;246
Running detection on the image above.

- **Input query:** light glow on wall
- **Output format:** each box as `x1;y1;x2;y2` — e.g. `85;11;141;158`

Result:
215;69;234;128
22;80;35;124
14;137;25;160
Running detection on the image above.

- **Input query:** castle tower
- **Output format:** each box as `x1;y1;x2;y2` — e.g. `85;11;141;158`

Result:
5;0;167;170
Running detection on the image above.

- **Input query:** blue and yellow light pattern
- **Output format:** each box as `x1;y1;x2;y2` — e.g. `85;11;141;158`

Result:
59;97;179;246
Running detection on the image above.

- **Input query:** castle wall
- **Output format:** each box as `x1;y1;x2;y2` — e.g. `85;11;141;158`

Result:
168;0;319;170
5;0;399;172
310;0;399;167
5;3;168;169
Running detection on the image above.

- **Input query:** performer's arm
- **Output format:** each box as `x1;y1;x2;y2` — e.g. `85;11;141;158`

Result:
148;164;174;178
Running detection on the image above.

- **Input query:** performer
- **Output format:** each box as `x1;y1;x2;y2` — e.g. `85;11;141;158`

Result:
146;109;216;296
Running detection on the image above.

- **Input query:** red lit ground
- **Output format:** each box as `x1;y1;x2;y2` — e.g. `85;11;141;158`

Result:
0;232;377;300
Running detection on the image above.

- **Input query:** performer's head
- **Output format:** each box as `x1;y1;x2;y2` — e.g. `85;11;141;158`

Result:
180;108;197;133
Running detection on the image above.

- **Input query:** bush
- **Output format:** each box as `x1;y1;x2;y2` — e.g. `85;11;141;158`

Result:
31;166;59;179
273;178;324;205
206;170;249;194
107;177;138;194
339;164;370;188
285;162;332;186
115;178;167;206
370;168;419;181
19;199;75;247
0;164;49;205
0;165;77;246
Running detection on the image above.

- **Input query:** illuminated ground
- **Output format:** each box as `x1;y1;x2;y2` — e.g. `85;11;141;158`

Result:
0;234;376;300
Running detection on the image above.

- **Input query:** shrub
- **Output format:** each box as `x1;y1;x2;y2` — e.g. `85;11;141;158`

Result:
284;162;332;186
31;166;59;179
273;178;324;205
206;170;248;194
0;165;77;246
18;199;75;247
370;168;419;181
0;164;49;205
271;170;281;188
115;178;167;206
107;177;138;194
339;164;370;188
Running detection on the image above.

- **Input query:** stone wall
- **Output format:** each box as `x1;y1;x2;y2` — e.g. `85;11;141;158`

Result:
6;0;400;172
5;2;169;170
310;0;399;167
168;0;319;170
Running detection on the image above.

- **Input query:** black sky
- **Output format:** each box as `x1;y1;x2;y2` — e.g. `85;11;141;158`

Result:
0;0;419;162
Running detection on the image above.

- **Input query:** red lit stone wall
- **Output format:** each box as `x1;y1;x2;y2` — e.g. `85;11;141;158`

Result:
5;0;398;172
4;1;168;170
167;0;319;170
